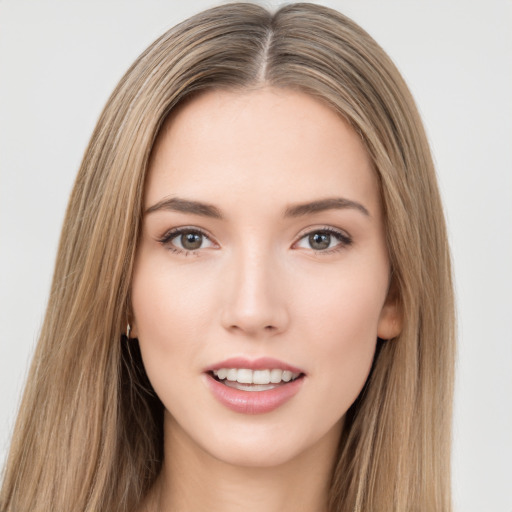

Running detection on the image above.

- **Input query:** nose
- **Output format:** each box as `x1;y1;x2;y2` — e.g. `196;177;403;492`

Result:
220;246;290;337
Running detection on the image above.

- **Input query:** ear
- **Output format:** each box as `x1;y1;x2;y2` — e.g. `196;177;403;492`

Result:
126;306;139;339
125;299;139;339
377;282;402;340
129;320;139;339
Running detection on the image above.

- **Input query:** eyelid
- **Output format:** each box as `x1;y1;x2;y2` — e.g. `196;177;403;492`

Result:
293;225;353;252
156;224;351;255
157;226;219;254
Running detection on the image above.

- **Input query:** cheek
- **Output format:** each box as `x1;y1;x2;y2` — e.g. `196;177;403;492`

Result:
132;252;213;338
130;257;214;386
298;260;387;339
296;264;387;405
130;263;219;428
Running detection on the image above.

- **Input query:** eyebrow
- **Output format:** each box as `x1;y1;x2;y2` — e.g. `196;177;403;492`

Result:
145;197;223;219
284;197;370;217
145;196;370;219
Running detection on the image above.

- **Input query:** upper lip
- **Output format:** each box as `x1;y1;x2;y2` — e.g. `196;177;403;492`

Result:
204;357;305;375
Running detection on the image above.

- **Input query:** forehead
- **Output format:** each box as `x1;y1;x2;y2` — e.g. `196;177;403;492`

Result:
146;87;379;215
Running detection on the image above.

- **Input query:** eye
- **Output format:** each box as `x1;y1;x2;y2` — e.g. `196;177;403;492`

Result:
295;228;352;253
159;227;215;254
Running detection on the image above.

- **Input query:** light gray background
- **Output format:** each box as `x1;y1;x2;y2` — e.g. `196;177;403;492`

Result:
1;1;511;510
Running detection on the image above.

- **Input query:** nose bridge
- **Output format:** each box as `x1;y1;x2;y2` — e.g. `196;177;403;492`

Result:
221;239;288;336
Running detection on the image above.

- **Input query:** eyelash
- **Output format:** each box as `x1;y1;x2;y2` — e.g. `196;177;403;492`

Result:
294;226;353;255
157;226;352;255
157;227;215;256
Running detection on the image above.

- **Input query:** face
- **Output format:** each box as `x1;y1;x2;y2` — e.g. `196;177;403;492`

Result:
131;88;401;468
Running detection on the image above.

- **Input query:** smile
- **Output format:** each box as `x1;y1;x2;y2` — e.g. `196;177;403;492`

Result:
204;358;306;414
211;368;302;391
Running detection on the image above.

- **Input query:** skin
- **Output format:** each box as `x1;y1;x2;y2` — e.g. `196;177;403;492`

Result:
131;87;401;512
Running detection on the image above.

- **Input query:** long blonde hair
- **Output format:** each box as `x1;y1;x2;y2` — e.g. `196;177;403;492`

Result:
1;3;454;511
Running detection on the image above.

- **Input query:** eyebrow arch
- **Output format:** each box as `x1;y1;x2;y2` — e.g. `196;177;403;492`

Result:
145;197;223;219
284;197;370;217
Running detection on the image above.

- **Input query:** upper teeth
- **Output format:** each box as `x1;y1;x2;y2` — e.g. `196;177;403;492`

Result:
213;368;300;385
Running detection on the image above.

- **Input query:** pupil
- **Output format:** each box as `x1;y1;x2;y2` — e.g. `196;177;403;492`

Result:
181;232;202;250
309;232;330;250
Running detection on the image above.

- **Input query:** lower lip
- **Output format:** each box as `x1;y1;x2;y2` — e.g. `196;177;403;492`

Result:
205;373;304;414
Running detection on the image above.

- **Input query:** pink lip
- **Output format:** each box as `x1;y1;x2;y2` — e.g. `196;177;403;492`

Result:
204;373;304;414
204;357;304;374
203;357;306;415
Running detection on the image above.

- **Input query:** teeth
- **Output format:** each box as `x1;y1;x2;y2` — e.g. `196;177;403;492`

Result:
212;368;300;385
270;369;282;383
224;381;277;392
237;369;252;384
216;368;228;380
253;370;270;384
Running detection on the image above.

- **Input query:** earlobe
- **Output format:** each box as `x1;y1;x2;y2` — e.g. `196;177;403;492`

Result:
126;321;138;339
377;298;402;341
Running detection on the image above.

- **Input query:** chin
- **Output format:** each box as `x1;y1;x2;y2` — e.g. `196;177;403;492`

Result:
175;412;344;470
208;437;302;469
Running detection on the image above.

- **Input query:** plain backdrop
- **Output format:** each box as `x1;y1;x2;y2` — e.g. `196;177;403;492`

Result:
1;1;511;510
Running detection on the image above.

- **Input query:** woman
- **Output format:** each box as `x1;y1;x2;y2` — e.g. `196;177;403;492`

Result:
0;3;455;511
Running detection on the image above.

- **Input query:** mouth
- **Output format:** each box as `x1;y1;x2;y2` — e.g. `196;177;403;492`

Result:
204;357;306;414
209;368;304;391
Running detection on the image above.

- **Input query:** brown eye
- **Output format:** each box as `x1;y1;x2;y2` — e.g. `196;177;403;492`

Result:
308;232;331;250
295;228;352;253
159;228;215;253
180;232;203;250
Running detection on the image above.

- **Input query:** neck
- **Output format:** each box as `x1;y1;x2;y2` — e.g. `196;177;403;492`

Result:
149;413;341;512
